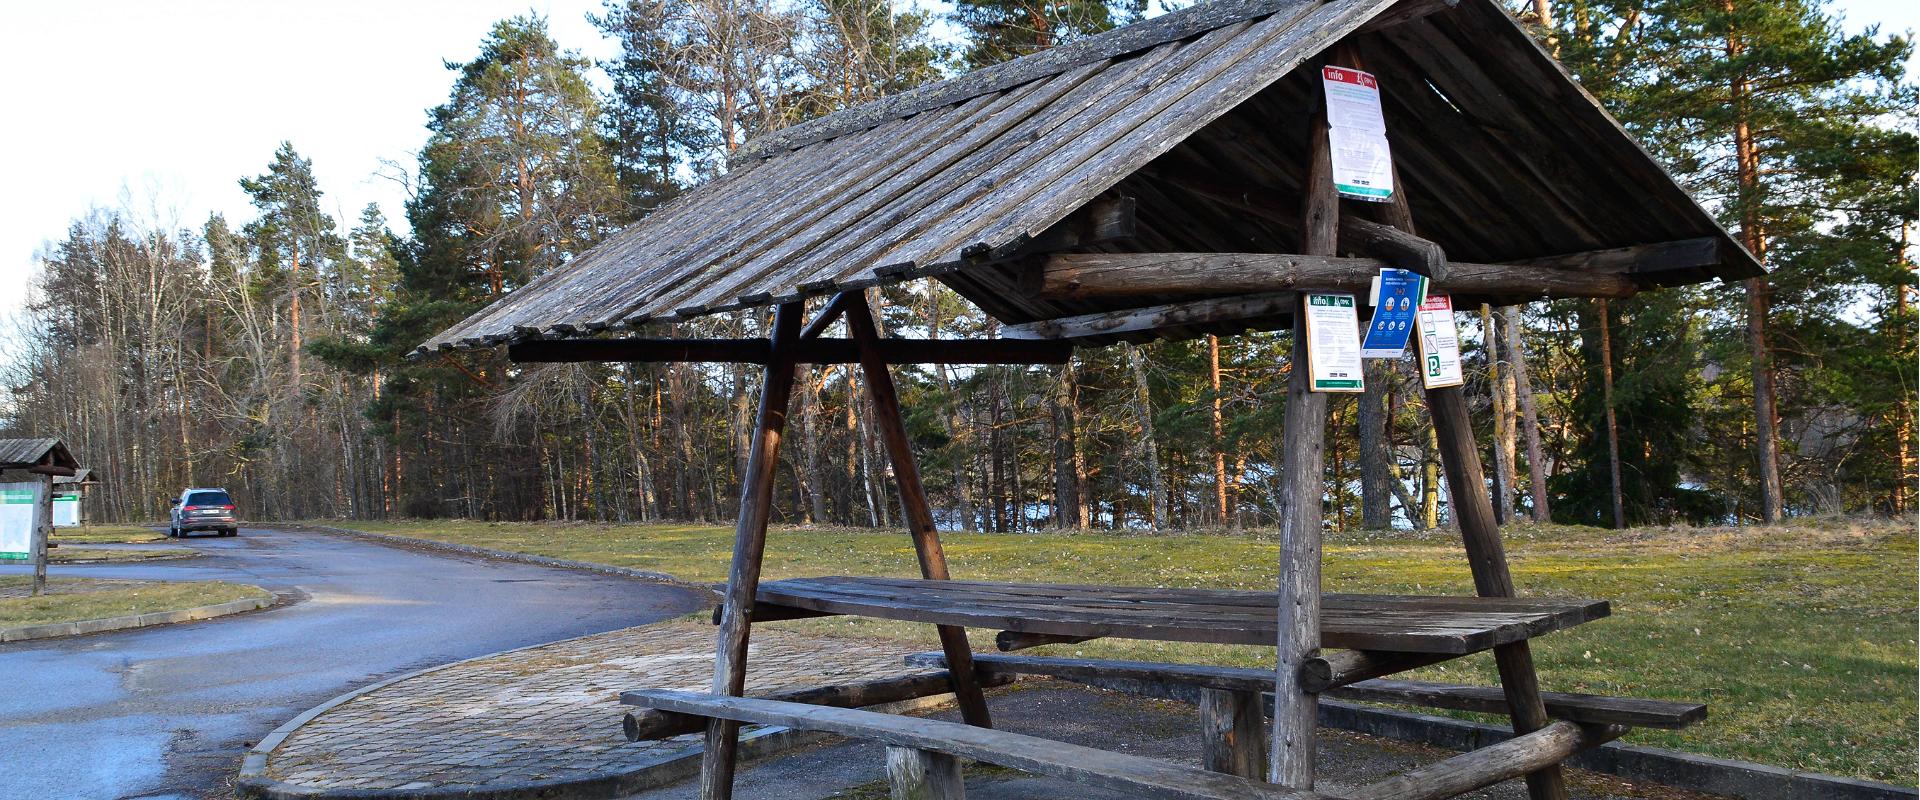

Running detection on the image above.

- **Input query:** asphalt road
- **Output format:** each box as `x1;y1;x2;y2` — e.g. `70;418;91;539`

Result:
0;527;710;800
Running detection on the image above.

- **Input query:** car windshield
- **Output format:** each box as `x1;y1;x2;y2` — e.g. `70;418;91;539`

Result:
187;491;232;507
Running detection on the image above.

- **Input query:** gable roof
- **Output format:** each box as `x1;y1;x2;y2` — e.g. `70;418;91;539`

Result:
0;438;79;474
420;0;1759;354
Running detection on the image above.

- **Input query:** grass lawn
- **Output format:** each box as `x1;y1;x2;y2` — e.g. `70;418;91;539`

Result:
321;516;1917;784
51;525;165;544
0;575;270;628
49;546;195;563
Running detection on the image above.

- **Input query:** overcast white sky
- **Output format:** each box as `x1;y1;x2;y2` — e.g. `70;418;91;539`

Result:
2;0;1913;323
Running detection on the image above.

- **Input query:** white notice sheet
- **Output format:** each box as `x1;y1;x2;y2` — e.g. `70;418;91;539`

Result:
1304;292;1365;393
1416;295;1465;389
1322;66;1394;202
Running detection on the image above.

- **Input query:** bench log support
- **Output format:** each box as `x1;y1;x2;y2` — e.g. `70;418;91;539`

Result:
700;302;805;800
1201;687;1268;779
888;746;966;800
847;292;994;729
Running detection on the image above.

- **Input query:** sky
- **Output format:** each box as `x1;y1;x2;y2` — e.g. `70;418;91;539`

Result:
2;0;1914;323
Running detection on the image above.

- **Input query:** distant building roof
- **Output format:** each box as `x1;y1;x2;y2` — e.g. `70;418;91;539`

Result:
0;438;79;475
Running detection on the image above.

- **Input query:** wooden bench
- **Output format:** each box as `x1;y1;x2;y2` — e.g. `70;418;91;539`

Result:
623;688;1629;800
903;652;1707;730
622;689;1332;800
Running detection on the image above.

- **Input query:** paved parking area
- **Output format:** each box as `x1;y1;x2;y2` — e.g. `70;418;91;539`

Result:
259;620;933;793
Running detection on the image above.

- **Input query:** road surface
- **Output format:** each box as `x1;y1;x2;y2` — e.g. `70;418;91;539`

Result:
0;526;710;800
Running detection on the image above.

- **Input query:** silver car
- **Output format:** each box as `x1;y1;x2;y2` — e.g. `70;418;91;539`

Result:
168;488;239;537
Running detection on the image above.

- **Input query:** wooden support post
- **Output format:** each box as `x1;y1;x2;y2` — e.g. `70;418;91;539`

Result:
846;293;995;729
1342;78;1572;795
1428;387;1571;800
1348;722;1625;800
886;745;967;800
1270;74;1337;790
1200;688;1267;779
30;474;52;596
699;302;805;800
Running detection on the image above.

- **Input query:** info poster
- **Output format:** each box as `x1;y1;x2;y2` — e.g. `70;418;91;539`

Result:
1361;268;1424;359
1415;295;1465;389
1322;66;1394;202
1304;293;1365;393
53;493;80;527
0;482;39;560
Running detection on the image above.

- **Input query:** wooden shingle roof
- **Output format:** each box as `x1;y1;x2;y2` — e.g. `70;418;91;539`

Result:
421;0;1759;353
0;438;78;474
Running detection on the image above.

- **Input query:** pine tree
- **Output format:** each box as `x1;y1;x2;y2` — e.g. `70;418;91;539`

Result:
950;0;1149;68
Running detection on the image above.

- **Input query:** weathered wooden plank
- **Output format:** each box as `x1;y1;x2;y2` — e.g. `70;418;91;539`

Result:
760;577;1607;653
508;337;1072;365
733;0;1330;160
1202;688;1268;779
1342;216;1450;280
700;303;804;800
1348;721;1627;800
622;670;1018;741
1354;0;1460;33
1036;253;1636;301
1001;293;1298;341
627;690;1331;800
1508;237;1721;274
887;746;966;800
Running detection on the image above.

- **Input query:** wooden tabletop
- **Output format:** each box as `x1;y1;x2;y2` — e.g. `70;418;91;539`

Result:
756;577;1609;654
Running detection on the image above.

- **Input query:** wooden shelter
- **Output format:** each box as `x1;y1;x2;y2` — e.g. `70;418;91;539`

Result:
0;438;80;596
424;0;1758;796
53;468;99;527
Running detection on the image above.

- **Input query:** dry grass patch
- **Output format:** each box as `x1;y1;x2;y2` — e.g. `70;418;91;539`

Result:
0;575;270;628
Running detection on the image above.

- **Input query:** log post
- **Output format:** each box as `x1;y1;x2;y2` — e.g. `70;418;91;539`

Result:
1200;687;1267;779
699;302;805;800
886;745;967;800
30;474;52;596
846;293;995;728
1269;66;1337;789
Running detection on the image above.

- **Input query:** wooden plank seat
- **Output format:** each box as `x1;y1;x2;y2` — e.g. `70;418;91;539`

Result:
904;653;1708;730
622;689;1334;800
755;577;1609;654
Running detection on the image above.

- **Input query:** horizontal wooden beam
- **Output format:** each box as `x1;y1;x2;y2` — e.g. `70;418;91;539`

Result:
1325;678;1707;730
1001;292;1298;340
1509;236;1721;274
509;337;1073;365
1299;649;1454;693
996;631;1100;652
621;670;1016;741
1038;253;1637;301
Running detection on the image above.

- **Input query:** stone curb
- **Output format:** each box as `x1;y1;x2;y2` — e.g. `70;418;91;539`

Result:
1319;700;1917;800
0;593;274;643
235;628;960;800
49;549;199;565
271;523;718;596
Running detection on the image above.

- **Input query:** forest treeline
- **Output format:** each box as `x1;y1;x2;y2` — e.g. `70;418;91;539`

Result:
3;0;1913;530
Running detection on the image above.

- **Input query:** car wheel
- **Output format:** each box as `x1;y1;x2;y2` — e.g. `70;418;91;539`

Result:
224;529;238;537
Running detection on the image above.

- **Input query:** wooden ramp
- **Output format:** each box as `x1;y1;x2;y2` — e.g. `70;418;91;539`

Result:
756;576;1608;654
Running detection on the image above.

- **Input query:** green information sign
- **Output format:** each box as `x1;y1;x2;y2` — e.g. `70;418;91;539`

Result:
0;484;37;560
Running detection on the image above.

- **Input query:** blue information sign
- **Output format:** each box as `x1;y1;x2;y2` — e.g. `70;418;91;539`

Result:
1361;269;1424;359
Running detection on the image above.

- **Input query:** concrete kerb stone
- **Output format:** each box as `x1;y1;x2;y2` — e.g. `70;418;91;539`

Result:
270;523;716;595
0;593;275;643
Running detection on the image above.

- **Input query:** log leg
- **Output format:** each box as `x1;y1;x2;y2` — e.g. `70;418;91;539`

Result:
1201;688;1267;779
886;746;966;800
699;303;805;800
1271;68;1338;789
1428;385;1571;800
847;293;994;728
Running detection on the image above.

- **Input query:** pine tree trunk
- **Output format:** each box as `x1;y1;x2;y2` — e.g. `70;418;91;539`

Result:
1724;0;1784;523
1126;343;1167;530
1599;299;1625;529
1481;304;1516;524
1051;362;1085;529
1502;305;1552;522
1358;361;1393;529
802;370;827;524
1209;335;1231;525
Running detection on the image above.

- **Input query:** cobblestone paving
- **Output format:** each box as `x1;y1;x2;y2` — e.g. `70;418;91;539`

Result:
265;620;932;791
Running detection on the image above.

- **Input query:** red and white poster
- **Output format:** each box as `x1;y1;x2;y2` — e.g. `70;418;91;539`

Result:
1321;66;1394;202
1415;295;1464;389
